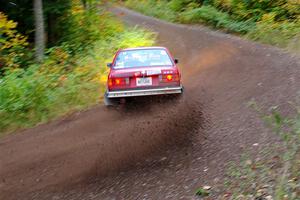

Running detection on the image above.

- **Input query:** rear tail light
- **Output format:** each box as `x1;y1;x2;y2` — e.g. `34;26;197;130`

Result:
108;78;113;87
166;74;173;81
108;77;130;89
160;70;179;82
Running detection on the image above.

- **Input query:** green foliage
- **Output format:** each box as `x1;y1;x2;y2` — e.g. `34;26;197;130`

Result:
168;0;199;12
60;8;102;53
169;0;187;12
114;27;156;49
0;12;29;69
0;0;35;38
195;187;210;197
43;0;73;46
247;14;300;48
0;0;73;47
124;0;300;48
179;5;255;33
125;0;177;22
264;106;300;161
0;26;156;134
211;0;300;23
0;64;99;132
0;3;156;135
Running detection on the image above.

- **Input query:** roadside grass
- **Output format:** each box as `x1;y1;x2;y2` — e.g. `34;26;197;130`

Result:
179;5;256;34
0;26;156;136
247;20;300;49
194;103;300;199
124;0;177;22
220;104;300;199
123;0;300;52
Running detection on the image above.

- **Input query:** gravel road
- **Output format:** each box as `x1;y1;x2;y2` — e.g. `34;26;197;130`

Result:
0;6;299;200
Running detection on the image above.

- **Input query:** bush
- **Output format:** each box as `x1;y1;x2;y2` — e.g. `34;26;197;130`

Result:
124;0;300;48
0;12;156;135
113;27;156;49
0;12;29;70
247;13;300;47
57;4;120;55
180;6;255;33
168;0;198;12
125;0;177;22
0;64;99;132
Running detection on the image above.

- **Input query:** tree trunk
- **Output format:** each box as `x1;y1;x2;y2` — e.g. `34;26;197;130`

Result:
34;0;45;62
81;0;87;9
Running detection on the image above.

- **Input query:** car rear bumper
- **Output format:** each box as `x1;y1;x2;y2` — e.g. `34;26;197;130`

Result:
106;86;183;98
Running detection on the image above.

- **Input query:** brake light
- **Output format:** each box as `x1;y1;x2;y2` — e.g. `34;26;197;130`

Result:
166;74;172;81
108;77;130;89
115;78;121;85
108;78;113;87
160;70;179;82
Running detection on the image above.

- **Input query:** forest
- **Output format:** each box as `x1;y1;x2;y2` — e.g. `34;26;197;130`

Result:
125;0;300;49
0;0;155;133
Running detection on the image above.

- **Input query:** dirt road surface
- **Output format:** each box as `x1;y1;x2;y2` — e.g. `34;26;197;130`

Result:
1;7;300;200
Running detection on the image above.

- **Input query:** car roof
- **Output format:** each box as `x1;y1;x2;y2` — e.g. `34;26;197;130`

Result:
120;46;167;51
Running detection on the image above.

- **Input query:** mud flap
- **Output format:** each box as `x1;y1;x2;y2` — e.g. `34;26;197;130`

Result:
104;92;118;106
174;86;184;102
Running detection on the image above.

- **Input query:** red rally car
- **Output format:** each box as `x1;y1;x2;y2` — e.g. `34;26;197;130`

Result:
104;47;183;105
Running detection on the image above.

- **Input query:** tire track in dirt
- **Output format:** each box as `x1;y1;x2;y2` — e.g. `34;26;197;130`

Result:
0;80;205;199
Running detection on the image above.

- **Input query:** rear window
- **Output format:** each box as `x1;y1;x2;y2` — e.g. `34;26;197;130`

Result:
114;49;173;69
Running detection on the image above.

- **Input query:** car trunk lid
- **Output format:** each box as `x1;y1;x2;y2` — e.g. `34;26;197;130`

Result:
108;66;180;91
